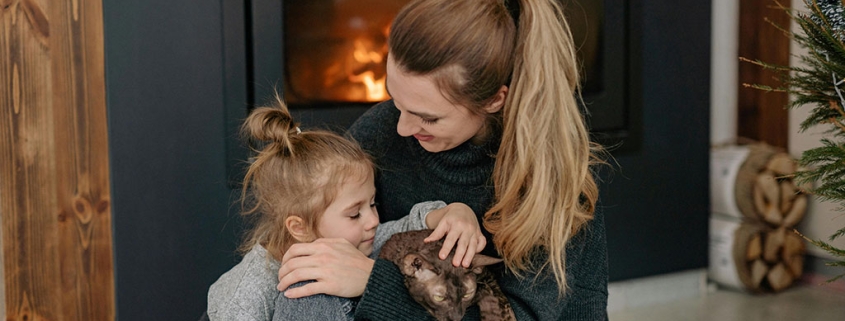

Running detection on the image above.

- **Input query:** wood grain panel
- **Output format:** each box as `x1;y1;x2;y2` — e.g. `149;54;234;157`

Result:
738;0;791;149
0;0;114;319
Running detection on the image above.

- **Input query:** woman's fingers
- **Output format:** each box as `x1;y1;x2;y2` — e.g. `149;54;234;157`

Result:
276;238;375;298
476;234;487;252
424;225;447;243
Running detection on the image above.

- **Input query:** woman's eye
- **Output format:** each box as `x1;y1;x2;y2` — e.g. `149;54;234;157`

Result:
370;202;378;208
350;213;361;219
421;117;438;124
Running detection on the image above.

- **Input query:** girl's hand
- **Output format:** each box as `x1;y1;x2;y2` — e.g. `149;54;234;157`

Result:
423;202;487;268
277;238;374;298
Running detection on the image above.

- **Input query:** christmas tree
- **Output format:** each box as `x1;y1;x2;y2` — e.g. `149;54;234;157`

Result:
744;0;845;282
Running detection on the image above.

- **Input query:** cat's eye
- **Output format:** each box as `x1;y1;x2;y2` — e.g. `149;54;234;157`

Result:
462;293;473;298
433;295;445;302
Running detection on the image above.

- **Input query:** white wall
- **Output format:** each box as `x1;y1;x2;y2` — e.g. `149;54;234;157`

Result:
711;0;739;146
710;0;845;259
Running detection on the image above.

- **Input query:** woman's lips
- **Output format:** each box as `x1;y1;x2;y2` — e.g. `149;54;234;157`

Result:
413;134;434;142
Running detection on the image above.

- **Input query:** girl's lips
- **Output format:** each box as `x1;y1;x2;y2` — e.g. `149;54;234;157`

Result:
413;134;434;142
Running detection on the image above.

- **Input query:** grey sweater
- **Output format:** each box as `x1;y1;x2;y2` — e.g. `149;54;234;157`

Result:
348;100;609;320
207;201;447;321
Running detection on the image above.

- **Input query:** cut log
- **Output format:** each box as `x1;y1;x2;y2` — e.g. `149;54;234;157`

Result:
735;144;780;221
746;232;762;261
756;172;780;207
763;228;786;263
782;232;806;277
753;184;767;217
782;195;807;228
779;181;797;213
765;153;797;176
783;255;804;279
756;172;783;225
767;263;794;292
750;259;769;289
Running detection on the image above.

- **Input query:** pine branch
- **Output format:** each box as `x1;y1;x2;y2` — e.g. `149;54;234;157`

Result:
832;226;845;241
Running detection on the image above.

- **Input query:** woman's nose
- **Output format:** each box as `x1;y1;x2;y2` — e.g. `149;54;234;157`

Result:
396;111;417;137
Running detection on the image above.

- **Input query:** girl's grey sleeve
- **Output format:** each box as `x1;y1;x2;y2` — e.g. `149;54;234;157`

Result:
370;200;446;258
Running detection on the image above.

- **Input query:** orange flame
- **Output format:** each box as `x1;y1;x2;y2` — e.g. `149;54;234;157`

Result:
348;39;388;101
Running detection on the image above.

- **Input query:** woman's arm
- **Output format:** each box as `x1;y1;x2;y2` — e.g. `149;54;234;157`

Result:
355;210;609;321
273;281;355;321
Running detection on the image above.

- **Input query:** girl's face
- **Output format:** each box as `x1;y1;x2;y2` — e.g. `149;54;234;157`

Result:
386;56;487;153
317;172;380;256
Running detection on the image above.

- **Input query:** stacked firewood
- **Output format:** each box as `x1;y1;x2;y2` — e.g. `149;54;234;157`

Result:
729;144;807;292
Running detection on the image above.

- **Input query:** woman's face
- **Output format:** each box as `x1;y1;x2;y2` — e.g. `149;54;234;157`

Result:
317;173;379;256
385;56;486;153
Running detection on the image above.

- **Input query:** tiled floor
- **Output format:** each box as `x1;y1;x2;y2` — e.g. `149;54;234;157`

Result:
610;279;845;321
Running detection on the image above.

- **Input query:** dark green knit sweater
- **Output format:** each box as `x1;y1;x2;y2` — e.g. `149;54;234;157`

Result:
348;100;609;320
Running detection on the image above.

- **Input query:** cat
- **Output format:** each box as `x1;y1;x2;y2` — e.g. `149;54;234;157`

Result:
378;230;515;321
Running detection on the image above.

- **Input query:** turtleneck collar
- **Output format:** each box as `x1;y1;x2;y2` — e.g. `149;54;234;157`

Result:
404;128;501;186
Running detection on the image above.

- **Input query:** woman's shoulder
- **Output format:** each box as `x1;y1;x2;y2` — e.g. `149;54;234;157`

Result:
347;100;400;154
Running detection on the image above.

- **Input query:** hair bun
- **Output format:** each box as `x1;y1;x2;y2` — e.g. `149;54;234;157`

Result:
243;103;299;144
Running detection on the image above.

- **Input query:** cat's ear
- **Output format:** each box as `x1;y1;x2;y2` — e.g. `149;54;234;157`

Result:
402;254;438;281
470;255;503;274
284;215;313;242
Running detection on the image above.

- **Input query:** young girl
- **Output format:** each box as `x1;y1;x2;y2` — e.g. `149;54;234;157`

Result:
206;96;485;321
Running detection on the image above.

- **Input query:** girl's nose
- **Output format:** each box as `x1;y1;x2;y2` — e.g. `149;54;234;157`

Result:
365;207;379;230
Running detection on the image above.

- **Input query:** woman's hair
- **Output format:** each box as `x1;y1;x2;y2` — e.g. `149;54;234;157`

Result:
389;0;604;293
238;95;374;261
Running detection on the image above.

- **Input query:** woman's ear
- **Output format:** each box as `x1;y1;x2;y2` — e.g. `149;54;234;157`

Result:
285;216;312;242
483;85;508;114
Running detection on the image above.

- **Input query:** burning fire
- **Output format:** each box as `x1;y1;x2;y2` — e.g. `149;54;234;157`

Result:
347;39;388;102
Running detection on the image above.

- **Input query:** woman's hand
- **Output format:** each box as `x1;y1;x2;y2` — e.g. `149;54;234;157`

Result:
277;238;375;298
424;202;487;268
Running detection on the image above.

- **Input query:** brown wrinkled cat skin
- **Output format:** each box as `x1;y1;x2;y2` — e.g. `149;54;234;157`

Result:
379;230;515;321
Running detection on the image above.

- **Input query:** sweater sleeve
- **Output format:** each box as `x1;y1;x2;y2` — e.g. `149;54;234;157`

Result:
273;281;355;321
355;210;609;321
370;201;446;258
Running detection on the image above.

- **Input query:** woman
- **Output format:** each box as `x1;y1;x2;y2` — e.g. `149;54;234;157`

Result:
277;0;608;319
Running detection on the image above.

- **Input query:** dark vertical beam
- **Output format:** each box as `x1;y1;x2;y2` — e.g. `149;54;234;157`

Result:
738;0;791;149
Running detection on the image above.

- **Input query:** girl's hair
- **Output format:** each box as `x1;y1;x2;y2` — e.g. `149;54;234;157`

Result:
238;95;374;261
389;0;604;293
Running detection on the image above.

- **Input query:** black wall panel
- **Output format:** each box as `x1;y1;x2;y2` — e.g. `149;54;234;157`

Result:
602;0;711;280
103;1;242;320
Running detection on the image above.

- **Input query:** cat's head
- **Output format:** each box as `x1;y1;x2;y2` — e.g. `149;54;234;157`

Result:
400;253;502;321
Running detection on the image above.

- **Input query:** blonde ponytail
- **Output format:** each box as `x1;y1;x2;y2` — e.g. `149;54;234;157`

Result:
483;0;603;294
